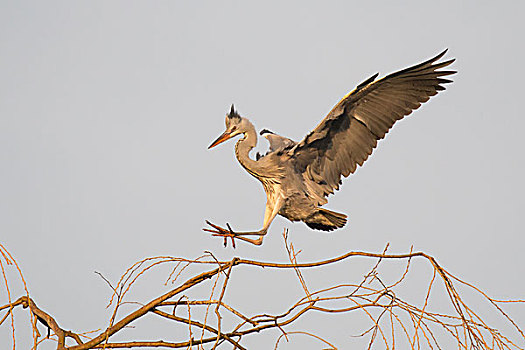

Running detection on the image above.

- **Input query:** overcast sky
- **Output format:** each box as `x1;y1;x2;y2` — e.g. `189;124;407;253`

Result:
1;1;524;348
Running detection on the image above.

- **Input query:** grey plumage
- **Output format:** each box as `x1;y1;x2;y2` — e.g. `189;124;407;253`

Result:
206;50;456;246
260;129;297;152
256;129;297;160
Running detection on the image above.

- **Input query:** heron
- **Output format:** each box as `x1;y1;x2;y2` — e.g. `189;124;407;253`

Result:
205;50;455;246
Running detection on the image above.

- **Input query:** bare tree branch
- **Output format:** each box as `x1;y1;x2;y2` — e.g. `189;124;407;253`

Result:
1;234;524;349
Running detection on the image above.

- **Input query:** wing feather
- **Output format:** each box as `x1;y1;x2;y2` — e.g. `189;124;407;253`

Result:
289;50;456;205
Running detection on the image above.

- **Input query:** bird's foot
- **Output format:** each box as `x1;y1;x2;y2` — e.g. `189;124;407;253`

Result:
203;220;237;248
203;221;264;247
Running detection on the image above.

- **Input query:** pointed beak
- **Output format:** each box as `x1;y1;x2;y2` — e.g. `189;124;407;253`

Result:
208;131;233;149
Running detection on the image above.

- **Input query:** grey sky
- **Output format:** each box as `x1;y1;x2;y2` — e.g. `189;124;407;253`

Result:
1;1;524;348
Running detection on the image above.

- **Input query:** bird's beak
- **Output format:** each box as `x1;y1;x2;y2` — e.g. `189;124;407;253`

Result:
208;131;233;149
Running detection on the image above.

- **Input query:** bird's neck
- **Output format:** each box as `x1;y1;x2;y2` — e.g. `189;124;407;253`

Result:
234;122;262;178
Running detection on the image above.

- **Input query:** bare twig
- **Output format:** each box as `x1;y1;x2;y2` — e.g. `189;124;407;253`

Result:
1;233;524;350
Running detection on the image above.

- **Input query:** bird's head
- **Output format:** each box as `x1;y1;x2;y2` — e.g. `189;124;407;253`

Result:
208;104;250;149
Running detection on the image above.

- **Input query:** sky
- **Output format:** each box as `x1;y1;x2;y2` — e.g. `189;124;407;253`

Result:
1;1;524;348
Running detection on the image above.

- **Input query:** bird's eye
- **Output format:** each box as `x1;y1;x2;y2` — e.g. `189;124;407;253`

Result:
231;126;237;132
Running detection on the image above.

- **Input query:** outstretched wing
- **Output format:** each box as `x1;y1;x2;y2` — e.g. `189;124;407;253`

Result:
264;133;296;152
289;50;456;205
257;129;296;160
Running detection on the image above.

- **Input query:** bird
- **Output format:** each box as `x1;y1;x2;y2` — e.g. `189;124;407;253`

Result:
205;50;455;246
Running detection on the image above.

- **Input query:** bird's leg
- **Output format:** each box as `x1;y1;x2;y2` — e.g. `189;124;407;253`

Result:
204;196;284;247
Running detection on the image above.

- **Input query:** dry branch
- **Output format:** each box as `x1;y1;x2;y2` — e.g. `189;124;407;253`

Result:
1;233;524;349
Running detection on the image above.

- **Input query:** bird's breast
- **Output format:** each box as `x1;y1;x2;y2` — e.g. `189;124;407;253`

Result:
261;178;282;202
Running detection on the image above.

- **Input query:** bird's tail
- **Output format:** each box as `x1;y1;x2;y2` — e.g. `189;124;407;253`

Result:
305;208;347;232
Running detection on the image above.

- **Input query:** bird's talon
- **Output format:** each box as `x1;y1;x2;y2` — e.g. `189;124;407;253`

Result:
225;223;236;248
205;221;237;248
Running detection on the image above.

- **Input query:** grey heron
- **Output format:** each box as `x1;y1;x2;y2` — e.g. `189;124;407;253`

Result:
205;50;455;246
